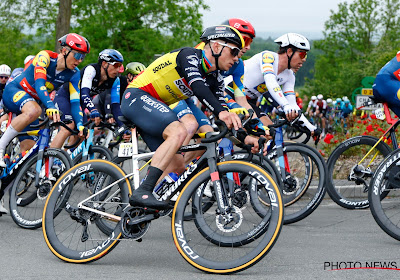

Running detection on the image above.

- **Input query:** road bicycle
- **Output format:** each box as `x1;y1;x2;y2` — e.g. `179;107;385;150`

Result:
8;120;112;229
2;118;73;225
326;98;396;209
42;119;284;274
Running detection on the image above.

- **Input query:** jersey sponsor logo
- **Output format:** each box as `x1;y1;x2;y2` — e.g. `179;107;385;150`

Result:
256;83;268;93
153;60;172;73
165;85;179;100
129;98;136;106
13;91;27;103
174;78;193;97
215;26;227;31
19;78;36;94
35;68;46;75
125;92;131;99
186;54;199;67
185;67;199;72
262;52;274;64
140;95;169;113
36;54;49;67
187;72;201;77
273;87;280;92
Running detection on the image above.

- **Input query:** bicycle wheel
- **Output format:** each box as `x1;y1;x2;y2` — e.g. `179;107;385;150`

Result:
172;161;283;274
72;145;113;165
9;148;72;229
327;135;391;209
369;149;400;241
266;143;327;224
42;159;131;262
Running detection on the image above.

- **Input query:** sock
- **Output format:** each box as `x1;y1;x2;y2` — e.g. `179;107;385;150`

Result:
139;166;163;192
0;124;18;151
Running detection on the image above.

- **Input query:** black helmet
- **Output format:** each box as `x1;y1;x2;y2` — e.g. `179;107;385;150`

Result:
200;25;244;49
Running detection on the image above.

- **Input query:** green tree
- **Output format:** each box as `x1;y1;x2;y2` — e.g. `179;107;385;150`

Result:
303;0;400;99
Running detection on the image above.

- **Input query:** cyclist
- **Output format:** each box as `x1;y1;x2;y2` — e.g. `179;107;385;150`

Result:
126;62;146;83
51;49;124;150
0;33;90;167
121;25;249;210
242;33;319;136
296;92;303;110
0;64;11;100
315;94;327;135
305;95;317;116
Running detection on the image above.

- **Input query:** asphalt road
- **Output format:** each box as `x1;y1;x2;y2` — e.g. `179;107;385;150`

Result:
1;195;400;280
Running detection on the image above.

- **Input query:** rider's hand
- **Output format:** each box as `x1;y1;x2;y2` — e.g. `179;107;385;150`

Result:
282;104;298;121
244;135;259;154
218;110;241;130
46;108;61;123
90;109;101;126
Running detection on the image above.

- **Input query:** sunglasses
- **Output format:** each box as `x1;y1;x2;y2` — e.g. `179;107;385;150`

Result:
0;76;9;79
109;62;123;69
243;36;253;47
71;50;86;61
297;50;308;59
211;40;241;57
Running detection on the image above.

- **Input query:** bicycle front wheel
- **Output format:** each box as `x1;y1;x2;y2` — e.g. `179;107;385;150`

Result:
369;149;400;241
42;159;131;262
172;161;283;274
9;148;72;229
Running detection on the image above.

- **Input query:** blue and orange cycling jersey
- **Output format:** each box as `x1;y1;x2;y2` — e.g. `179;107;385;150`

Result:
4;50;80;112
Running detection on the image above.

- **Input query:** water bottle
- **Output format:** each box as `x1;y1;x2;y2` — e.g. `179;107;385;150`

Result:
153;172;179;199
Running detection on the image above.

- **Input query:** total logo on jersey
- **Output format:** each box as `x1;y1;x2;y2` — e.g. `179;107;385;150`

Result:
140;95;169;113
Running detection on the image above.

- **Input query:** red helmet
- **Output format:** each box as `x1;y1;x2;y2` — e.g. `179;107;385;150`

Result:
221;18;256;39
58;33;90;53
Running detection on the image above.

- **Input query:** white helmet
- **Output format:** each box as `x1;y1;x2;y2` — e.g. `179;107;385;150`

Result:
317;94;323;100
0;64;11;76
24;55;35;65
274;33;311;51
342;96;349;101
327;98;333;103
311;95;317;101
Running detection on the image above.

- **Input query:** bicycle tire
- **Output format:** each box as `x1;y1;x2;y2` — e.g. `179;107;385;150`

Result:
42;159;131;262
72;145;113;165
172;160;283;274
9;148;72;229
369;148;400;241
327;135;391;209
266;143;327;224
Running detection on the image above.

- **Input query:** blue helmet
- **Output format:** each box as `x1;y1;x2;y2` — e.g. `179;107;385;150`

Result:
98;49;124;64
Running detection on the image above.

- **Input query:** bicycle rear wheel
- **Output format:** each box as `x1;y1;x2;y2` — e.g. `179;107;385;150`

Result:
42;160;131;262
369;149;400;241
327;136;391;209
172;161;283;274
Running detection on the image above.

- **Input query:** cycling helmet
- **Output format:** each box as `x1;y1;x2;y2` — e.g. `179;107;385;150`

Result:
200;25;244;49
311;95;317;101
344;99;350;104
274;33;310;51
126;62;146;75
327;98;333;103
317;94;323;100
24;55;35;65
342;96;349;101
98;49;124;64
336;97;342;102
58;33;90;53
220;18;255;39
0;64;11;76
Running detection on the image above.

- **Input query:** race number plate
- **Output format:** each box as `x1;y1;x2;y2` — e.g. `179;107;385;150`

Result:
374;108;385;120
118;142;133;157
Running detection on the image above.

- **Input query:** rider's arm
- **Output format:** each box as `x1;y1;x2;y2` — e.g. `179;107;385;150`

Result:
33;51;56;109
110;77;123;126
80;65;97;111
69;71;84;130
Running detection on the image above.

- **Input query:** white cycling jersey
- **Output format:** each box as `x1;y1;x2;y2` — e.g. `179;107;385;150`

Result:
243;50;316;132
